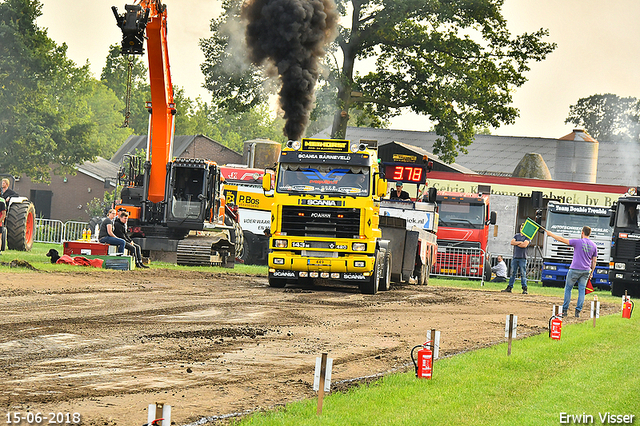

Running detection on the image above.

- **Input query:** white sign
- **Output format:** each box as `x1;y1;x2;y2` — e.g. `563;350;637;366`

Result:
80;249;91;255
591;301;600;318
238;208;271;234
313;357;333;392
505;315;517;338
380;207;436;232
426;330;441;359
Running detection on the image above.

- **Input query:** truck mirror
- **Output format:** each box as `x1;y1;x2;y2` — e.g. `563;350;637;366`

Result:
262;172;272;192
428;187;437;203
376;178;388;198
489;211;497;225
609;202;617;227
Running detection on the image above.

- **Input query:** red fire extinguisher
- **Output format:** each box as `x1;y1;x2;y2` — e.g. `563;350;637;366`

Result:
549;315;562;340
411;341;433;379
622;298;634;319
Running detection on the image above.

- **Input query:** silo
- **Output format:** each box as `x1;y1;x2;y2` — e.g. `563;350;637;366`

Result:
243;139;282;169
555;129;599;183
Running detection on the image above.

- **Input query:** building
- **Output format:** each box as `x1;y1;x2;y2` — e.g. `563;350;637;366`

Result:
313;127;640;186
111;134;243;166
12;157;118;222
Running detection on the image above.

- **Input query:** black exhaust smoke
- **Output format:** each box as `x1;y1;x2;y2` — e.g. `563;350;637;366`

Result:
242;0;337;141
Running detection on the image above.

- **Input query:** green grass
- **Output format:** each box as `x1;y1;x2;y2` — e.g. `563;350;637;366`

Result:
237;313;640;426
0;242;268;275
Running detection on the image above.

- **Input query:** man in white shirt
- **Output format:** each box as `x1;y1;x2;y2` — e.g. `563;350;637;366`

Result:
490;255;508;282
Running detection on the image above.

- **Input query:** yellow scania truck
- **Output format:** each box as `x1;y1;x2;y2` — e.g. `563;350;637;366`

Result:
262;138;390;294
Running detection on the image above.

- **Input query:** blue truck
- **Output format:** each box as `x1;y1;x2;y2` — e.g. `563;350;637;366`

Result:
541;201;613;289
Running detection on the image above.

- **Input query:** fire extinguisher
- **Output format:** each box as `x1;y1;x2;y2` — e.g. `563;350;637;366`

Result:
411;341;433;379
622;298;634;319
548;315;562;340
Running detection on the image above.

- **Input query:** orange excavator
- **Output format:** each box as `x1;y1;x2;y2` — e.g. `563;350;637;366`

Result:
112;1;237;266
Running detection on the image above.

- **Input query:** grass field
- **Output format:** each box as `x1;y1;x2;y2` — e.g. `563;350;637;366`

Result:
237;312;639;426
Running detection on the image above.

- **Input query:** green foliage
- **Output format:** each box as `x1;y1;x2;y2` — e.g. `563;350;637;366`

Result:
565;93;640;142
0;0;102;181
85;187;120;218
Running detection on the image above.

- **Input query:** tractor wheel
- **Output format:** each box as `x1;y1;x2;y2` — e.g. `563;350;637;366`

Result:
1;226;6;251
88;217;104;237
7;202;36;251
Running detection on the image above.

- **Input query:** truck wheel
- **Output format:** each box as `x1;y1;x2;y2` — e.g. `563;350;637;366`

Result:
484;259;491;282
418;261;429;285
7;202;36;251
379;249;392;291
611;281;626;297
360;250;380;294
269;277;287;288
239;230;256;265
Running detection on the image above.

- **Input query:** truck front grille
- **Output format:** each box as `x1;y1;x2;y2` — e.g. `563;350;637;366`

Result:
617;238;640;259
281;206;360;239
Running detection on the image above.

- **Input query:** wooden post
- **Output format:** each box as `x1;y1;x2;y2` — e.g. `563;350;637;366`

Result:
429;328;436;374
507;314;514;356
592;295;599;328
317;353;328;415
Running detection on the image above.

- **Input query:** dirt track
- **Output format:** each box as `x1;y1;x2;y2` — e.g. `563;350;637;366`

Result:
0;269;618;425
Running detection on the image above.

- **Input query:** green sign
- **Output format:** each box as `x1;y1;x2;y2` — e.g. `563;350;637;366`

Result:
521;218;540;240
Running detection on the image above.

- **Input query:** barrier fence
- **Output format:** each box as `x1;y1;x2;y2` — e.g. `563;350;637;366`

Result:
431;247;489;285
35;219;90;244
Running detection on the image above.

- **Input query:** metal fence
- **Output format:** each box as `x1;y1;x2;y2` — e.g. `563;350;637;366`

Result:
488;255;543;284
34;219;90;244
431;247;488;285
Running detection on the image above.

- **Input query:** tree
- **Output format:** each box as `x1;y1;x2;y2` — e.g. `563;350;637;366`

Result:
565;94;640;142
201;0;555;163
0;0;101;181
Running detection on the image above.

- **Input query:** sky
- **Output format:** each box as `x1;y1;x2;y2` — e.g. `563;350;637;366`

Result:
36;0;640;140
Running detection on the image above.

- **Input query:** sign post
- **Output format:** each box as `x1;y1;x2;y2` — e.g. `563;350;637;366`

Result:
313;353;333;415
505;314;517;356
591;295;600;327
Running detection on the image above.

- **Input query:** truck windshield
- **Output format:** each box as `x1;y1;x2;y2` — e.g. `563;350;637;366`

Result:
616;202;640;229
276;163;370;196
547;210;613;237
437;201;485;229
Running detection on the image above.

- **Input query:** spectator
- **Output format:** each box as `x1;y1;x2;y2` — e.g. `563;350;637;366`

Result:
1;178;18;202
113;211;149;269
389;182;410;200
501;223;530;294
0;195;5;253
98;209;126;254
490;255;507;282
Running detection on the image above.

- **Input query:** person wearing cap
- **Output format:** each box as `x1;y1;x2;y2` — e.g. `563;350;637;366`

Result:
390;182;410;200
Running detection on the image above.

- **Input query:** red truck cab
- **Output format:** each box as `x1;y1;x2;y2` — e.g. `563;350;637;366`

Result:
433;191;496;281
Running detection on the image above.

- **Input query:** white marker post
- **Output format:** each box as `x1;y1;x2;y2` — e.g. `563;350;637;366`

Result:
147;403;170;426
313;353;333;415
505;314;517;356
591;295;600;328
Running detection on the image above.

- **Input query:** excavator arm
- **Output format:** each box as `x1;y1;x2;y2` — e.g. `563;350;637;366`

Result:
112;0;175;205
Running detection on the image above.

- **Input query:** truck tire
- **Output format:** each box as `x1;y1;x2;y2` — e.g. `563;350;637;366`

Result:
239;230;257;265
360;250;380;294
611;281;626;297
269;276;288;288
7;202;36;251
417;261;429;285
379;249;392;291
484;259;492;282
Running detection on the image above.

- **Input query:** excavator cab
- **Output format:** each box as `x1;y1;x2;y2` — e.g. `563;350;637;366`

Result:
112;4;150;55
164;159;220;231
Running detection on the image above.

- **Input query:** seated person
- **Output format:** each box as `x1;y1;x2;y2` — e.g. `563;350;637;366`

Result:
389;182;411;200
114;210;149;269
490;255;508;282
98;209;126;254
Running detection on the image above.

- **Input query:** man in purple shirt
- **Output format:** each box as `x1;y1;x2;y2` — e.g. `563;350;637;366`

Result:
544;226;598;318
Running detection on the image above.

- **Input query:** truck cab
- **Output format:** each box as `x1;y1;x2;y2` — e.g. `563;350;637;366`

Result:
433;191;496;281
609;193;640;296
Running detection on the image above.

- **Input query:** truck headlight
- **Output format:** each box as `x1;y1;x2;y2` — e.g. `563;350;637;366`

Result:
352;242;366;251
274;239;288;248
350;143;360;153
470;257;480;266
616;273;624;279
596;268;606;275
273;258;284;265
544;265;557;271
615;263;626;270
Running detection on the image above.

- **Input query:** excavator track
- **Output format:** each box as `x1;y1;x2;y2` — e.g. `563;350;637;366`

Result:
176;231;234;267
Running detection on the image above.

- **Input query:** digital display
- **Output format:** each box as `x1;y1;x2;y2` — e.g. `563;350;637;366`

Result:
383;163;427;184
